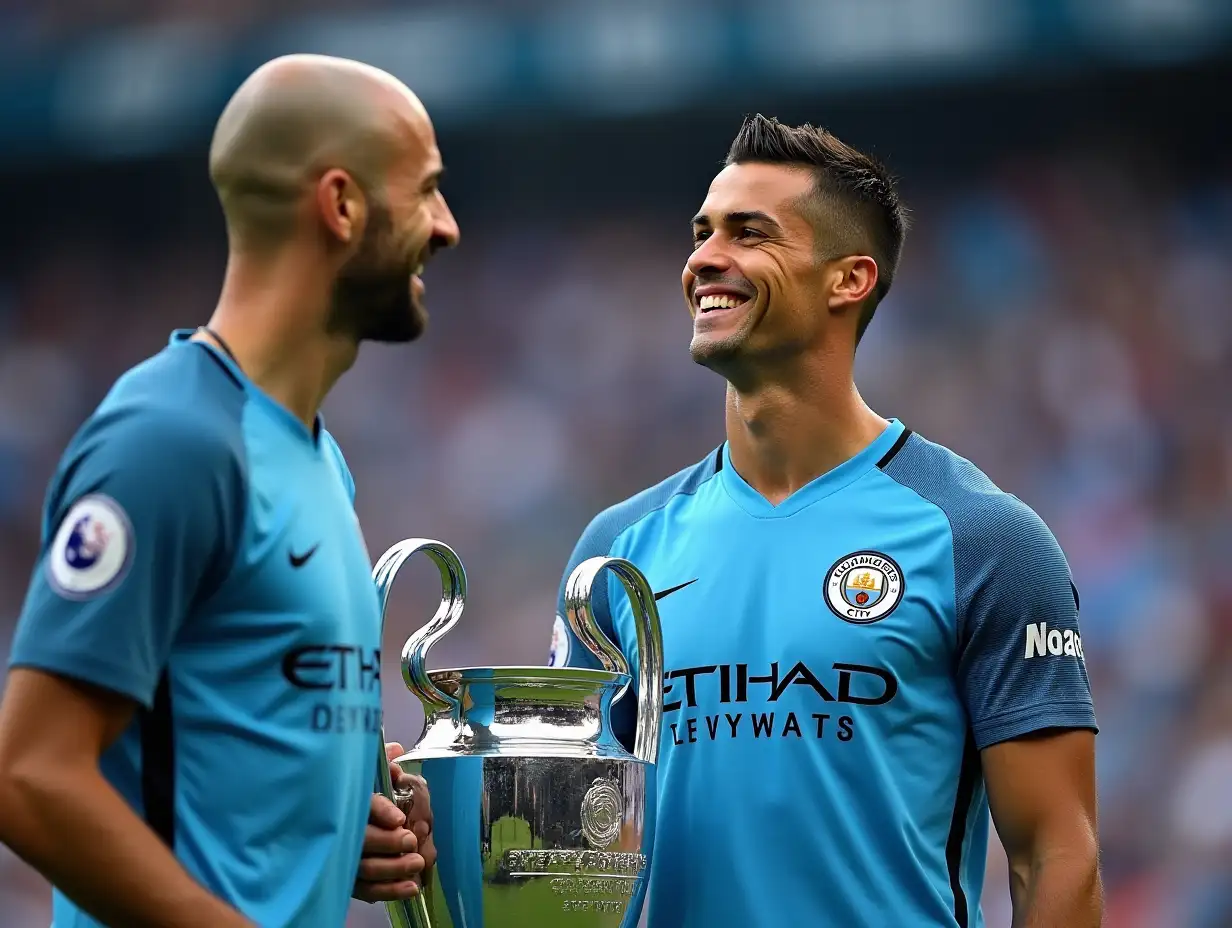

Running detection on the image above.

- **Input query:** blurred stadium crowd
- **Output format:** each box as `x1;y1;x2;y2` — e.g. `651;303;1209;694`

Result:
0;0;388;43
0;135;1228;926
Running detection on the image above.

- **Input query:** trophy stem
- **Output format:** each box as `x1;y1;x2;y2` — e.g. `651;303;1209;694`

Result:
374;711;435;927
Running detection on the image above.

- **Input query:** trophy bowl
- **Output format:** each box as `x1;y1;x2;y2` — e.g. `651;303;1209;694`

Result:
371;539;663;928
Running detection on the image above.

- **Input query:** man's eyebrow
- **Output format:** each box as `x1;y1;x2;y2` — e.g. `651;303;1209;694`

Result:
691;210;780;229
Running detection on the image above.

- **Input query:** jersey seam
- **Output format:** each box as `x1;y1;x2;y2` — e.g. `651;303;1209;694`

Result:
193;412;251;615
190;339;245;391
178;339;249;612
873;466;963;651
213;479;250;606
609;456;724;550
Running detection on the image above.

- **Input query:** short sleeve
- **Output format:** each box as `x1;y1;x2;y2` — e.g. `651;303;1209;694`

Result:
8;410;245;708
552;513;635;749
956;496;1098;750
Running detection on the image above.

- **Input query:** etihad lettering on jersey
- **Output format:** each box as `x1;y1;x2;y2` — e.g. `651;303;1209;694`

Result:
281;644;383;735
282;644;381;691
662;660;899;747
1024;623;1084;661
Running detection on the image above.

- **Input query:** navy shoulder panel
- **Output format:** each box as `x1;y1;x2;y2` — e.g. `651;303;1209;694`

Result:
879;431;1095;748
72;342;251;592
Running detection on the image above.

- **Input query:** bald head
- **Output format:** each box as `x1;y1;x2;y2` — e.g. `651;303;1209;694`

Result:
209;54;434;252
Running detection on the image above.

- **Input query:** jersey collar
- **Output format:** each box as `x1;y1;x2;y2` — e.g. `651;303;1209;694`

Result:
718;418;906;518
169;329;325;447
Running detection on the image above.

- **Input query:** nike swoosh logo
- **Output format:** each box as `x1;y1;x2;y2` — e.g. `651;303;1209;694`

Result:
654;579;698;601
289;544;319;568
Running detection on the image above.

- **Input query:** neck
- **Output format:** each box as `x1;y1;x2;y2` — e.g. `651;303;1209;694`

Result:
201;252;358;430
722;349;888;506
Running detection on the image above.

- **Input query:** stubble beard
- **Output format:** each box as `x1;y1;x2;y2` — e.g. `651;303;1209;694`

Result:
327;206;427;345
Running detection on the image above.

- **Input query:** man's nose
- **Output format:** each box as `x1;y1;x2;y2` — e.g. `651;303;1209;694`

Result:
433;194;460;251
687;236;733;277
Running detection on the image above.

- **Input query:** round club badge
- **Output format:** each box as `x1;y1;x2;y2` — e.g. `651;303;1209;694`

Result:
825;550;904;624
548;613;571;667
46;494;133;599
580;778;624;849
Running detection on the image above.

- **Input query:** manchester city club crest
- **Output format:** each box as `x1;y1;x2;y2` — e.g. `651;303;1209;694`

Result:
46;494;133;599
825;550;905;624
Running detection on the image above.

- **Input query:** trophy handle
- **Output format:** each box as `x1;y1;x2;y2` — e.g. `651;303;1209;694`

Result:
563;557;664;765
371;538;467;928
373;538;468;717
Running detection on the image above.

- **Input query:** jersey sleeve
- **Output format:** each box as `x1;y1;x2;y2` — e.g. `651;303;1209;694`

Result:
8;410;246;709
552;512;636;750
955;496;1097;750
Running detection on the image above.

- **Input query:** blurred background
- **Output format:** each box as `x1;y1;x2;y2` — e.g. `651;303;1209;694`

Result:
1;0;1231;925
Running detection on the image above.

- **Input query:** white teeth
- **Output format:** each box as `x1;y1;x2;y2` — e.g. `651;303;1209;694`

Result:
698;294;746;311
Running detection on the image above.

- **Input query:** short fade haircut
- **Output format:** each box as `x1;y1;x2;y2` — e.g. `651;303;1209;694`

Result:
725;114;909;344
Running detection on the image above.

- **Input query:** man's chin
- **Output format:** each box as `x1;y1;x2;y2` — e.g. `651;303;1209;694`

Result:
689;332;743;369
362;304;428;345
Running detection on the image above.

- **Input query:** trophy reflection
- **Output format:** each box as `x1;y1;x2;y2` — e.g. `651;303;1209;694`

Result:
371;539;664;928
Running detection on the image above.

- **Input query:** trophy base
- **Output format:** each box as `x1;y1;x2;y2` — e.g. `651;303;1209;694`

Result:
393;752;655;928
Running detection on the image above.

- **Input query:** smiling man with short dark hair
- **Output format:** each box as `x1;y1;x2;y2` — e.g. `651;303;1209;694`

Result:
550;114;1101;928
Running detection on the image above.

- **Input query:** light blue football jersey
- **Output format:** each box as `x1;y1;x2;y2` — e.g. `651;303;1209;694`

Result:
9;330;383;928
551;419;1097;928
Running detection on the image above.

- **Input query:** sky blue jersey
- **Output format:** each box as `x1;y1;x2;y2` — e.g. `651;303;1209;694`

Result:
8;330;383;928
551;419;1097;928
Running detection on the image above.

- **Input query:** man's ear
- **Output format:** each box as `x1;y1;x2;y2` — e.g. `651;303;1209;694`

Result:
316;169;367;248
826;254;879;312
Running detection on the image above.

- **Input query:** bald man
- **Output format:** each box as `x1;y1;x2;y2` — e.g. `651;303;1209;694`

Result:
0;55;458;928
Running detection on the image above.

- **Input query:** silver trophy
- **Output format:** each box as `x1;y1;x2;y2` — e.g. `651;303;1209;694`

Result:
371;538;664;928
